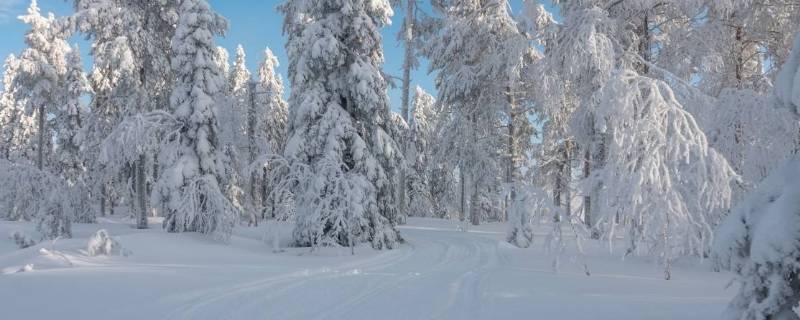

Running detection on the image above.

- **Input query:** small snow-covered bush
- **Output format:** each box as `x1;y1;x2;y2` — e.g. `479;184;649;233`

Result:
506;184;544;248
9;230;36;249
87;229;127;257
0;160;74;239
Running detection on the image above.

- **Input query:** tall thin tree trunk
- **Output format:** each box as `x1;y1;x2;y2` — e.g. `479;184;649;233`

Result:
470;113;480;226
583;148;591;228
36;104;45;170
398;1;415;222
637;14;651;75
247;80;258;226
100;184;107;217
400;0;415;121
460;165;466;223
505;84;517;223
135;154;148;229
563;140;572;219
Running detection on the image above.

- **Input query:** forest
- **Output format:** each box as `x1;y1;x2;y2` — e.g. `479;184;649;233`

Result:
1;0;800;319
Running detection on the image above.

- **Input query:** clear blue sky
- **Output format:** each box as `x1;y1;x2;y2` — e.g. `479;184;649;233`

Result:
0;0;554;113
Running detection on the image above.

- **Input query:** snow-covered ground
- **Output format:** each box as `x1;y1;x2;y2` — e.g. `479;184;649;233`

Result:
0;217;733;319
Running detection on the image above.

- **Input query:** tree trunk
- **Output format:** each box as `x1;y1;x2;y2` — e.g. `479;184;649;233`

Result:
505;85;516;223
563;140;572;219
637;14;651;75
100;184;107;217
460;166;466;223
400;0;415;122
583;148;591;229
247;80;258;226
36;104;45;170
135;154;148;229
470;113;480;226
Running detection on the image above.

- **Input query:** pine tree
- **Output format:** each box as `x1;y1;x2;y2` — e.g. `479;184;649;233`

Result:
56;46;93;223
0;54;36;163
280;0;403;249
154;0;237;240
407;86;436;218
253;47;288;220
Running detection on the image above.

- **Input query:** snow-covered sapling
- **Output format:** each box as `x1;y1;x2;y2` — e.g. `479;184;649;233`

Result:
9;230;36;249
87;229;129;257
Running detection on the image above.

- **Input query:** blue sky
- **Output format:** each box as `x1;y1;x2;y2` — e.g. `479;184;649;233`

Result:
0;0;552;113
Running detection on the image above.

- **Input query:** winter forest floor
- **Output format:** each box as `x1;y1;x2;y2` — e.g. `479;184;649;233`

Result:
0;217;733;320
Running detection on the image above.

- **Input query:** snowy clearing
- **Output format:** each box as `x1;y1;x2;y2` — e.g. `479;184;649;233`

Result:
0;218;732;320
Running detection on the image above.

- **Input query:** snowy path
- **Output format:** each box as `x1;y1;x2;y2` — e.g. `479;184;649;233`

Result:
0;218;733;319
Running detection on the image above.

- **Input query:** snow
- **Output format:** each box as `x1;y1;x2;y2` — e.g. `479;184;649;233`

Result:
0;217;733;319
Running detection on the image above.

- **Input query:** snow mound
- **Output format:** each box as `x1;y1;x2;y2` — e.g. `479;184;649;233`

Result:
9;230;36;249
87;229;129;257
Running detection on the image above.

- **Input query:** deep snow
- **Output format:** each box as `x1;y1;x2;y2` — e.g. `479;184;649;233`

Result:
0;217;733;319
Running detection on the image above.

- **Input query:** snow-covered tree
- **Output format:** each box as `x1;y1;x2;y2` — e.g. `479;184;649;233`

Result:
591;69;737;278
214;46;230;79
14;0;72;171
712;32;800;320
229;44;250;154
0;54;37;163
153;0;237;240
406;86;437;217
55;46;93;223
280;0;403;249
253;47;288;220
423;0;533;224
218;44;249;223
56;47;89;185
73;0;180;222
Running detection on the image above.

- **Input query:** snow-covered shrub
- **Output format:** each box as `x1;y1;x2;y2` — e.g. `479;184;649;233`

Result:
0;160;73;239
87;229;128;257
713;157;800;320
505;184;543;248
9;231;36;249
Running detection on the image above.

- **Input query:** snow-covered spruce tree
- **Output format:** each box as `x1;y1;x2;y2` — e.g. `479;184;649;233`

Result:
0;54;37;163
256;47;288;156
14;0;72;171
591;69;736;278
229;44;250;155
56;46;94;223
406;86;436;218
712;33;800;320
214;46;230;79
56;47;89;187
253;47;288;220
153;0;237;240
216;44;248;223
714;158;800;320
280;0;403;249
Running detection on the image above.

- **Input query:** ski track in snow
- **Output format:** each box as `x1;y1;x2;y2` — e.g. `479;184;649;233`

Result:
0;219;733;320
